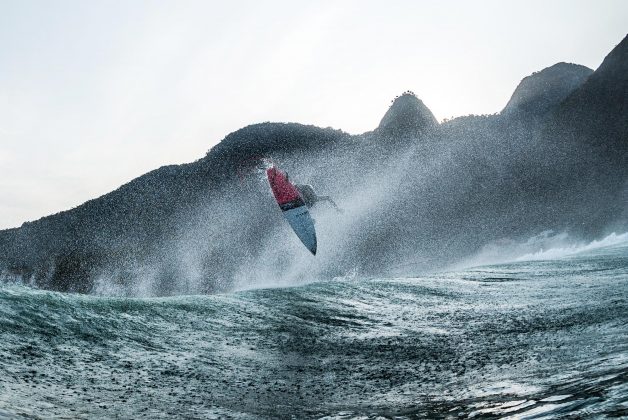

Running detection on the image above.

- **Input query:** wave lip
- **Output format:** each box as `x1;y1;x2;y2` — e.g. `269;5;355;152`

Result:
457;231;628;269
515;231;628;261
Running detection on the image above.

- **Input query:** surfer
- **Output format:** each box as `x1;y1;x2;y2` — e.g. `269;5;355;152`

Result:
267;166;318;254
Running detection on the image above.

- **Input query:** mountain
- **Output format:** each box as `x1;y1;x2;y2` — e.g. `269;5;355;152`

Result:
538;34;628;235
1;36;627;295
549;35;628;165
502;62;593;117
375;92;438;139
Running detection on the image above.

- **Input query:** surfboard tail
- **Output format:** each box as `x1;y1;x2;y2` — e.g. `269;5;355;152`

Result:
282;206;317;255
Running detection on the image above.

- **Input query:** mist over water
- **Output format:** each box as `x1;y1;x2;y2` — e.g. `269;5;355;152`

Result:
82;125;625;299
79;139;427;297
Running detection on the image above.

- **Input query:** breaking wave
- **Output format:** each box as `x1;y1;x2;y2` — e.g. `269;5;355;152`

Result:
457;230;628;269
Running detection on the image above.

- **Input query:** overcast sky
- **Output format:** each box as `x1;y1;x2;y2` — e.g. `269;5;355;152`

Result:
1;0;627;229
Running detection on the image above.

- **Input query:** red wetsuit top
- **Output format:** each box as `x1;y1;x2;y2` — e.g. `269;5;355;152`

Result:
266;167;303;207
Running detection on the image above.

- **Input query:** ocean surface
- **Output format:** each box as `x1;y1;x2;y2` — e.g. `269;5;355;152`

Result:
0;238;627;419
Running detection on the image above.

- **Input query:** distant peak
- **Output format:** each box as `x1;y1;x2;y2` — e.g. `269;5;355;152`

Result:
377;91;438;138
386;91;424;108
502;63;593;116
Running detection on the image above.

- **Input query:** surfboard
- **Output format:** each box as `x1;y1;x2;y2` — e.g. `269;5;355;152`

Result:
266;166;317;255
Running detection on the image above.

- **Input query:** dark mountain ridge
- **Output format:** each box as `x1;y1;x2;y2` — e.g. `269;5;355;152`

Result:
1;35;627;295
550;35;628;164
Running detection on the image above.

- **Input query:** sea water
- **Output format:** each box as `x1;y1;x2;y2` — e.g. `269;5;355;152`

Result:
0;241;626;418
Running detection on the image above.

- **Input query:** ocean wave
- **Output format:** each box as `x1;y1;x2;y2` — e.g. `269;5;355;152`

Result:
1;245;627;418
515;231;628;261
457;230;628;269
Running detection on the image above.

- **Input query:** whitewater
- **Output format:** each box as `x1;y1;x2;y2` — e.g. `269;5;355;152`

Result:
0;235;626;419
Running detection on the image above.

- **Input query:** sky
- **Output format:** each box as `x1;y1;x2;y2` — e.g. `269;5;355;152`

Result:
1;0;627;229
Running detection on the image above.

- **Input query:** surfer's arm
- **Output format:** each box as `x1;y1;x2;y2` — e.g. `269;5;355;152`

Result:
319;196;343;213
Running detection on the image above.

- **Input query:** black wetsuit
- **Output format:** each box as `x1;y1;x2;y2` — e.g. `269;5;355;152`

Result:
295;184;318;208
